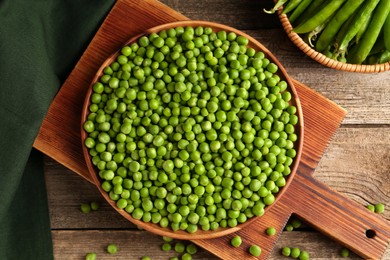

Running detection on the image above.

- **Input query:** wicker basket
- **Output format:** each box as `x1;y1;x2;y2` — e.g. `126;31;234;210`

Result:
278;12;390;73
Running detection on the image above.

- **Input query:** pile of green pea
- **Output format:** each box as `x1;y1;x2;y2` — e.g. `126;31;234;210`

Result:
83;25;299;233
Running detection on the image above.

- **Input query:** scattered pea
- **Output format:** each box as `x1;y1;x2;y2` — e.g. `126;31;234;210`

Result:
374;203;385;214
290;247;301;258
291;219;302;229
175;242;186;253
299;250;309;260
282;247;291;257
266;227;276;236
162;242;172;251
141;257;151;260
340;248;350;258
85;252;96;260
285;224;294;231
181;253;192;260
81;203;91;214
186;244;198;254
90;202;99;211
163;236;173;242
106;243;118;254
366;203;385;214
230;235;242;248
367;204;375;212
249;245;262;257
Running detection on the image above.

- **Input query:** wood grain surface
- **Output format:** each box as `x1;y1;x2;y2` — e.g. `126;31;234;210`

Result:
38;0;390;259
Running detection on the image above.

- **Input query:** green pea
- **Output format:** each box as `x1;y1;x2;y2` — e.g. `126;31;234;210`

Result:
291;218;302;229
299;250;310;260
163;160;174;172
162;236;173;242
285;223;294;231
116;198;128;209
132;208;144;220
162;242;172;251
282;247;291;256
230;235;242;247
367;204;375;212
375;203;385;214
128;161;141;173
340;248;350;257
252;203;264;216
182;253;192;260
85;252;96;260
175;242;186;253
266;227;276;236
291;247;301;258
80;203;91;214
106;244;118;254
249;245;262;257
186;244;198;255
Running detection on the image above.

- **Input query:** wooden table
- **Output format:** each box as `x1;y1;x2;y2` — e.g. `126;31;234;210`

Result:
44;0;390;259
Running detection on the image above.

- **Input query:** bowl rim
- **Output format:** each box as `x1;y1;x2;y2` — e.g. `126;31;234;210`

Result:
80;20;304;240
277;12;390;73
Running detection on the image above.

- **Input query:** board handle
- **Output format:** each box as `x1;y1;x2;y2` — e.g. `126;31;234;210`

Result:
285;173;390;259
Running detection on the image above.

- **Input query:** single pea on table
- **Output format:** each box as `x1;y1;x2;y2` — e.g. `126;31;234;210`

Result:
106;244;118;254
230;235;242;248
249;245;262;257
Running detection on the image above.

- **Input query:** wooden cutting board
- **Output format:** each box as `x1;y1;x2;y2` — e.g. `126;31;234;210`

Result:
33;0;390;259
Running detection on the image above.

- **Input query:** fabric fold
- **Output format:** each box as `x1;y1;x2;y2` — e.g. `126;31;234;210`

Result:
0;0;115;258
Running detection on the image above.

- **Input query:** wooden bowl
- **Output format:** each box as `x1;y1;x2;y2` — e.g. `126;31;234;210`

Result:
81;20;304;240
278;12;390;73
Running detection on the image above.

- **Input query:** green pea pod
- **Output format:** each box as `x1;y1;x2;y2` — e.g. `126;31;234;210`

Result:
369;34;385;56
348;0;390;64
379;50;390;63
337;0;380;54
384;13;390;50
288;0;312;24
293;0;327;26
293;0;347;34
264;0;289;14
333;9;358;49
366;50;390;64
315;0;364;52
355;10;373;44
282;0;303;14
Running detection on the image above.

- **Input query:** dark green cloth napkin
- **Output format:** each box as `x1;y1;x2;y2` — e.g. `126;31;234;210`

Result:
0;0;115;258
